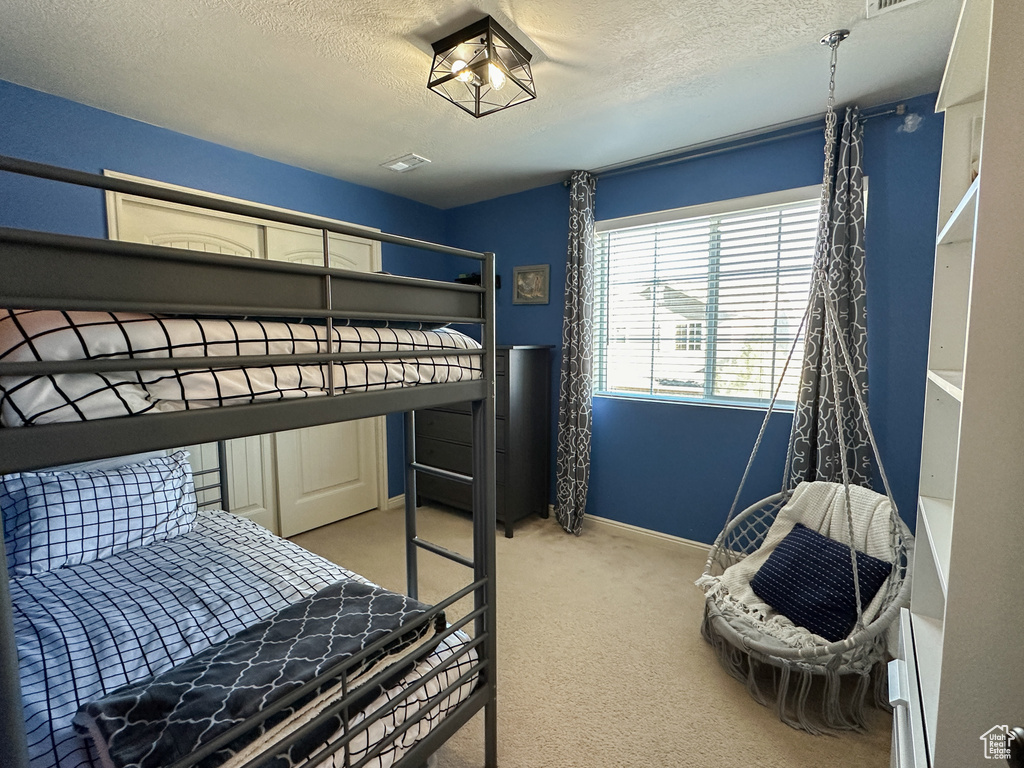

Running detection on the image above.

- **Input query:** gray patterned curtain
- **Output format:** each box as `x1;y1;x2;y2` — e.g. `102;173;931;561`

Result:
787;107;871;488
556;171;597;535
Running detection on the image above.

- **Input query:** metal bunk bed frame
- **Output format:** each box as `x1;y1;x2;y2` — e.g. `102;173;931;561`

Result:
0;154;499;768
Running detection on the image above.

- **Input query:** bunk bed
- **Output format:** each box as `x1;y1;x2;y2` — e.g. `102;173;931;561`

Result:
0;154;499;768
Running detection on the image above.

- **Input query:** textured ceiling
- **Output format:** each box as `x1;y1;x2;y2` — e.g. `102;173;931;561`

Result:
0;0;960;208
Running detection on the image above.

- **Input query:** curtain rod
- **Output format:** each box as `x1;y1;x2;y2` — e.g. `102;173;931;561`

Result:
569;103;906;185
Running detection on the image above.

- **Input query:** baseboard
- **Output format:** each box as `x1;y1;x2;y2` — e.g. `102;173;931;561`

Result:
583;513;711;554
399;498;707;553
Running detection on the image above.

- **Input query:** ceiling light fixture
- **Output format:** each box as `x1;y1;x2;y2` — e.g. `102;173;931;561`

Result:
427;16;536;118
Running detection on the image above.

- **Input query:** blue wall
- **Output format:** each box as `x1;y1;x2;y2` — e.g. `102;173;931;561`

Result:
446;94;942;543
0;79;459;498
0;82;450;255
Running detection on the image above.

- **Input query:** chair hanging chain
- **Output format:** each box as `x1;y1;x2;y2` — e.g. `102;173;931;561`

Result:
814;32;869;624
815;32;844;272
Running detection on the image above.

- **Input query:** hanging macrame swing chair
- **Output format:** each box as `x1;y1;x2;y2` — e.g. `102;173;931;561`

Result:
696;30;914;734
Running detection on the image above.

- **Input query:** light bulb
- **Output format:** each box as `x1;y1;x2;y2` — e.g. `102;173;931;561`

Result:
488;63;506;91
450;59;481;86
451;60;472;82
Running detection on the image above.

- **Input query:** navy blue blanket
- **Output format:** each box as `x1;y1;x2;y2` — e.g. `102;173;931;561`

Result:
75;578;441;768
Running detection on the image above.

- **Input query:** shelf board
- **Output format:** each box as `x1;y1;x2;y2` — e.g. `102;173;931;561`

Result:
936;0;990;111
910;611;944;757
927;368;964;402
919;495;953;596
936;175;979;246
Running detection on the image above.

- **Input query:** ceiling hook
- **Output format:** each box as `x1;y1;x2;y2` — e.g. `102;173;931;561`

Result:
820;29;850;49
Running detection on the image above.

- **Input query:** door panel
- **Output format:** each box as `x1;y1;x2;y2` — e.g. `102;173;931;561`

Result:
264;227;374;271
274;421;377;536
114;197;263;257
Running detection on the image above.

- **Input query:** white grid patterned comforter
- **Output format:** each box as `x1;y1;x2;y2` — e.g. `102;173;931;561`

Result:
12;511;476;768
0;310;481;426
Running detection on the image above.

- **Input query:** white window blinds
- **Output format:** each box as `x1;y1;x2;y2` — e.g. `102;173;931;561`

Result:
594;194;819;406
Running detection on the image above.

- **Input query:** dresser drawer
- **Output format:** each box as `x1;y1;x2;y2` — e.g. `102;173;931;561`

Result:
417;474;507;519
415;436;506;484
496;373;508;416
416;409;471;443
416;435;470;474
424;385;507;417
415;409;506;447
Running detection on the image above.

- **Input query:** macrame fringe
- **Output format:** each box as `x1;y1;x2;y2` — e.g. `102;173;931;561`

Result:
701;609;889;734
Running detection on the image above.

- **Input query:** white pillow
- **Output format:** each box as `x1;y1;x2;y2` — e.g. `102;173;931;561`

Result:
1;451;197;578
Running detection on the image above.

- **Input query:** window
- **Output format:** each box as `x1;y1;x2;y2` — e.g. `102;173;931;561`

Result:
594;187;820;406
675;322;702;351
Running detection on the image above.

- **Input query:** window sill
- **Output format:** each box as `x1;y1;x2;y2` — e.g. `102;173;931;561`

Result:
592;391;797;414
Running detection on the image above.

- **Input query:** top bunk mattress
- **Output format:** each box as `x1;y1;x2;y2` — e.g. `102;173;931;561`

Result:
0;310;482;427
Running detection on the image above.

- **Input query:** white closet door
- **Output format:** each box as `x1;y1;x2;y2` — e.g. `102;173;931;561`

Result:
265;225;382;537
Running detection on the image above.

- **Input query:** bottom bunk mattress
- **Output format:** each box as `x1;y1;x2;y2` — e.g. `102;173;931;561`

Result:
11;510;477;768
0;310;482;426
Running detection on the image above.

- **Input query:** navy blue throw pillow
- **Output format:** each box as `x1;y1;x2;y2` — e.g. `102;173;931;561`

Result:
749;523;892;642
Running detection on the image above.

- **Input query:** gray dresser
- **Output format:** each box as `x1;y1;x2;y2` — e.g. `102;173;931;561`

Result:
414;345;551;537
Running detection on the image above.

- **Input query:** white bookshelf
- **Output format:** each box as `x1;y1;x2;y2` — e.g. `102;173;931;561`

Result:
917;495;952;593
891;1;1024;766
925;370;963;401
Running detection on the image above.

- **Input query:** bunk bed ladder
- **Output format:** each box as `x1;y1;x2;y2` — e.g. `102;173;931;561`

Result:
402;253;498;768
404;412;475;594
475;252;499;768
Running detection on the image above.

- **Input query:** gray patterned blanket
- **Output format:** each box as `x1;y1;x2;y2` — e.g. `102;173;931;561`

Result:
0;309;481;427
74;578;443;768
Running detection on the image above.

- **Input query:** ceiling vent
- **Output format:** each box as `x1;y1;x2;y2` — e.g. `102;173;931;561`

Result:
381;154;431;173
867;0;928;17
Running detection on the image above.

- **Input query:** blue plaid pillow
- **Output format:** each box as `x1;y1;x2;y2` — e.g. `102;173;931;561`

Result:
1;451;197;577
750;523;892;642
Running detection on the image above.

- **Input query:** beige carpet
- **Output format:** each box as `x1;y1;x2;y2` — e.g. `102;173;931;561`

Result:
291;506;891;768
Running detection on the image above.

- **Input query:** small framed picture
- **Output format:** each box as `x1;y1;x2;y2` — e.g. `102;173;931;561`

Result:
512;264;550;305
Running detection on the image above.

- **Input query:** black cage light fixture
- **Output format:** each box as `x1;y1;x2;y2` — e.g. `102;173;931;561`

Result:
428;16;536;118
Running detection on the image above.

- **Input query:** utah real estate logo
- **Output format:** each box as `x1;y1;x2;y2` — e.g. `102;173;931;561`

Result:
980;725;1014;760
